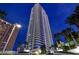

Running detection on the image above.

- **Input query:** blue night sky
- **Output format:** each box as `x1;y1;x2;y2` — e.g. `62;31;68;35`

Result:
0;3;78;50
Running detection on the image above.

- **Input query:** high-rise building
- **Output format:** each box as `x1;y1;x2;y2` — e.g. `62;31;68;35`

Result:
26;4;53;54
0;19;21;53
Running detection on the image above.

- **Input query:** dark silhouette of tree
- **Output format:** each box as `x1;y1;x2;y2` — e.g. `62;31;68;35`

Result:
40;44;46;54
54;33;61;48
74;6;79;14
17;42;22;52
18;42;21;47
61;28;77;49
54;33;61;43
72;31;79;44
65;5;79;47
66;6;79;29
24;41;28;49
0;9;7;19
54;27;77;51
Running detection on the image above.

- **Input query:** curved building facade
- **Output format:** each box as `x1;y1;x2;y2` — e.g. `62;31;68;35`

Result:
26;4;53;53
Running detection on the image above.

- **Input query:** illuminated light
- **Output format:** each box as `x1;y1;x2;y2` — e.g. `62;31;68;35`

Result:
34;51;39;55
15;24;21;28
24;49;30;52
57;48;63;51
50;50;54;53
38;49;41;53
33;49;41;55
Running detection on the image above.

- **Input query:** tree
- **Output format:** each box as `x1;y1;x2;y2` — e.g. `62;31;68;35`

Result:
66;6;79;29
24;41;28;49
54;33;61;43
72;31;79;44
17;42;22;52
54;33;61;48
74;6;79;14
0;9;7;19
61;28;77;50
40;44;46;54
60;29;71;51
65;5;79;49
66;14;79;28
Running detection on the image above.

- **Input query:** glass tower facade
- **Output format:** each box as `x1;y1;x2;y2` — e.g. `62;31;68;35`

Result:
26;4;53;53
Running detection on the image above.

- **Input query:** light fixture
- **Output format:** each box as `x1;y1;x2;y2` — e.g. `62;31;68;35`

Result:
24;49;30;52
34;51;39;55
15;24;21;28
34;49;41;55
38;49;41;53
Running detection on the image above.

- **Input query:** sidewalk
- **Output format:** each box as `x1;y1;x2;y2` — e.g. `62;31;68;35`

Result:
67;46;79;54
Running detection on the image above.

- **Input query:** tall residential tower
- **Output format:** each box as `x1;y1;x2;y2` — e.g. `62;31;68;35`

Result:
0;19;21;53
26;4;53;54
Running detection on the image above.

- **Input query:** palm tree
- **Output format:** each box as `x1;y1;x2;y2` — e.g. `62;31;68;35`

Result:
61;28;77;50
60;29;71;51
72;31;79;44
0;9;7;19
24;41;28;49
40;44;46;54
54;33;61;48
74;6;79;14
17;42;22;52
54;33;61;41
66;14;79;28
67;28;77;45
66;6;79;29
